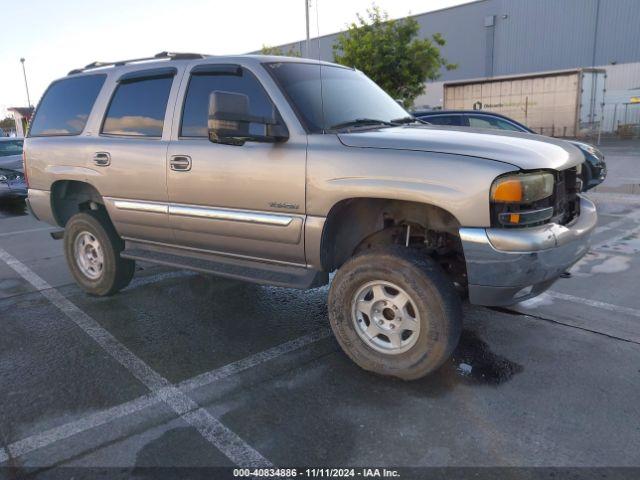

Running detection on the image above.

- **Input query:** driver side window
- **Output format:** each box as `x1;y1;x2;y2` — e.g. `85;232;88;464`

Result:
180;66;275;137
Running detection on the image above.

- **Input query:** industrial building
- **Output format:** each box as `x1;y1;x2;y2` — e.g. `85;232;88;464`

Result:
271;0;640;133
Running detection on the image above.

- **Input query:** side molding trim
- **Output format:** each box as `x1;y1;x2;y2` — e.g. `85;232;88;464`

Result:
168;204;293;226
110;198;294;227
112;199;168;214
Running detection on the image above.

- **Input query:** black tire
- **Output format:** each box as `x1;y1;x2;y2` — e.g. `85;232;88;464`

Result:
328;246;462;380
64;210;135;296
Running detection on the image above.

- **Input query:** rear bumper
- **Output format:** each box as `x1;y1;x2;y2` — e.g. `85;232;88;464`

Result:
460;196;597;306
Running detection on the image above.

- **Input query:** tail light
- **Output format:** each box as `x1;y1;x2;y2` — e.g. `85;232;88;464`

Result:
22;149;29;188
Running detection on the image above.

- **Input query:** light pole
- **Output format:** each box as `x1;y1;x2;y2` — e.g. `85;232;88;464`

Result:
20;58;32;108
304;0;310;58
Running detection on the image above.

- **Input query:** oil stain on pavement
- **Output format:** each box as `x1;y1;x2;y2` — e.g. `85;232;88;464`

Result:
450;330;523;385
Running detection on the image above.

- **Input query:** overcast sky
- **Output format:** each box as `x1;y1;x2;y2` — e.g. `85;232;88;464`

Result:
0;0;471;117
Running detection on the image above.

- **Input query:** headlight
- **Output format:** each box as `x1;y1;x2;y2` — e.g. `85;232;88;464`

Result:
490;172;555;227
575;142;603;161
0;175;7;182
491;172;554;204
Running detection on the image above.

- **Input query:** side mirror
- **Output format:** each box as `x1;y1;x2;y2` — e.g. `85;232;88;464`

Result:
208;91;288;146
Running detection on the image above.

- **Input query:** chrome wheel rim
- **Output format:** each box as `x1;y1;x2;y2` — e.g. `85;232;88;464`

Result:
351;280;421;355
74;231;104;280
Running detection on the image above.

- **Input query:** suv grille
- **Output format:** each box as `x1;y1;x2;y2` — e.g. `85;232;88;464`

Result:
551;167;580;225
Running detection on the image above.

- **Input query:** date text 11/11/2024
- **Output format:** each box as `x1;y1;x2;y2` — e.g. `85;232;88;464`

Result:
232;468;401;478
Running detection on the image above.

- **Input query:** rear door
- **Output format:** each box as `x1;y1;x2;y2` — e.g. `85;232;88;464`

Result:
90;68;182;244
166;63;307;264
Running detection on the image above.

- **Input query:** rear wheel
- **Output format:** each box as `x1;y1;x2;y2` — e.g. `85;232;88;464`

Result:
328;246;462;380
64;210;135;296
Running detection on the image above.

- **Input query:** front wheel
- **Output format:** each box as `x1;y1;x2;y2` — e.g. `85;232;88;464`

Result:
64;210;135;296
328;246;462;380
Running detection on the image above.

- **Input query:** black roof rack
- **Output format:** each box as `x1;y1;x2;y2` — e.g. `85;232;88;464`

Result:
68;51;206;75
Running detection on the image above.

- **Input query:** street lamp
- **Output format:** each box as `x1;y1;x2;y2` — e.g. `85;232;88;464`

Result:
20;58;32;108
304;0;310;58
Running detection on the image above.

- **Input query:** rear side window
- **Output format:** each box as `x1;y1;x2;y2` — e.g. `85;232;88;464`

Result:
467;115;523;132
180;66;274;137
102;76;174;137
29;75;105;137
422;115;463;126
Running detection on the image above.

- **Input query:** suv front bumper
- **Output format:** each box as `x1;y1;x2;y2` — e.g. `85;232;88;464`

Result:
459;196;597;306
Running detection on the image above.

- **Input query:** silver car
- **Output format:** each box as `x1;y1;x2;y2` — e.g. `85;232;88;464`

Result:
24;53;597;380
0;138;27;200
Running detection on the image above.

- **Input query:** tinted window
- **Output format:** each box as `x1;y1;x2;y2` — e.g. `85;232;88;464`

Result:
0;140;23;157
181;67;274;137
102;76;173;137
422;115;463;126
29;75;105;137
266;62;408;133
468;115;523;132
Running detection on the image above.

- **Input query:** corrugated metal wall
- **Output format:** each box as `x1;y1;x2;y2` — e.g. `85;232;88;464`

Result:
271;0;640;82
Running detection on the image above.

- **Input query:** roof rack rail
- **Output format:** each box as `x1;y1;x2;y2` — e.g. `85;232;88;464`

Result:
68;51;206;75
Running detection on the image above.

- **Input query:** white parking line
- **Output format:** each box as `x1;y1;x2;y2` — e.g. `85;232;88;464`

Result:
179;328;331;392
593;224;640;248
593;214;640;235
0;246;270;467
587;192;640;205
547;291;640;319
0;226;57;238
2;329;330;464
0;267;196;303
6;393;157;462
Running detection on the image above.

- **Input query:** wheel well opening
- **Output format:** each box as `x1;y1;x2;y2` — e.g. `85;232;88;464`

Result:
320;198;466;287
50;180;105;226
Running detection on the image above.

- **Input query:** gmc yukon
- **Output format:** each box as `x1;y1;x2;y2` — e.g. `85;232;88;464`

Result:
24;52;597;379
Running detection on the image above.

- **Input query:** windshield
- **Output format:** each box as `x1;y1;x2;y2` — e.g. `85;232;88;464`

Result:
0;140;23;157
265;62;409;133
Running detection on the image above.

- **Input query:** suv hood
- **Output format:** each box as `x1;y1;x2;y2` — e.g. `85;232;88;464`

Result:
338;125;583;171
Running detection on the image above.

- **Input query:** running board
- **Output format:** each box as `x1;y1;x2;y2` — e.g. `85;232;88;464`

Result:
121;244;328;289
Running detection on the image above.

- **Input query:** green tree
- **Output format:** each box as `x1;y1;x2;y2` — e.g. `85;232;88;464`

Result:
333;5;456;107
260;45;301;57
0;116;16;131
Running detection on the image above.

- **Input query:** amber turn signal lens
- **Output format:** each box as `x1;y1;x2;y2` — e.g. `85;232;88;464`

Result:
491;172;554;204
492;179;523;202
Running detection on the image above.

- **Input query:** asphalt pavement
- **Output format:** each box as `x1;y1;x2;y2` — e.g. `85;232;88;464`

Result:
0;140;639;476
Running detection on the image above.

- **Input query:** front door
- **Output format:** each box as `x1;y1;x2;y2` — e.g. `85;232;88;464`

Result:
166;64;306;264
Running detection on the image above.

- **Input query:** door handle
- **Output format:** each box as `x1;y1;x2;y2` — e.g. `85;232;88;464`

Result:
93;152;111;167
170;155;192;172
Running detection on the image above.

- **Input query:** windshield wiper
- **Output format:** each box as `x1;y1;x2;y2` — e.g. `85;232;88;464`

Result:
328;118;396;131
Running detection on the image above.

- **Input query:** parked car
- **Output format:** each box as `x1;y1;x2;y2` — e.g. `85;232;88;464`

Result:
0;138;27;201
413;110;607;191
24;53;596;380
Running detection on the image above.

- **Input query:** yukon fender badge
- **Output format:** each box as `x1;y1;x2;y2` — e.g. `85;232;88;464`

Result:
269;202;299;210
